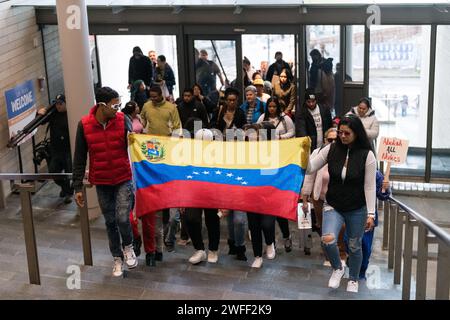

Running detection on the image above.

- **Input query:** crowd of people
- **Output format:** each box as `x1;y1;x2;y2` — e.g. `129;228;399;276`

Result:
41;45;387;294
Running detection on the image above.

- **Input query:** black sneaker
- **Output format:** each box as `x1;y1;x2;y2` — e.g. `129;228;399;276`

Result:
59;190;66;198
63;195;73;204
133;236;142;257
284;237;292;253
145;252;156;267
304;248;311;256
155;251;163;261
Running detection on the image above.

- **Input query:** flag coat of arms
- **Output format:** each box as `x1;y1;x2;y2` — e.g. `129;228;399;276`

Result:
129;134;310;221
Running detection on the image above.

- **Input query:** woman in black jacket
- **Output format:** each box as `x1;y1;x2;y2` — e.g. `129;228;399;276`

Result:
210;87;247;138
306;114;376;293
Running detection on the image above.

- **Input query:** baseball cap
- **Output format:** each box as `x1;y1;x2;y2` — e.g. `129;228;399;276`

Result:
55;94;66;103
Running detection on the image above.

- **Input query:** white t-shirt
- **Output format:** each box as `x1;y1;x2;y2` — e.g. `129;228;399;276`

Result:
308;105;323;148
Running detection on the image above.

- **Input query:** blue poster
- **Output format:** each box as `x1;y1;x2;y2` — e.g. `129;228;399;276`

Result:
4;80;37;143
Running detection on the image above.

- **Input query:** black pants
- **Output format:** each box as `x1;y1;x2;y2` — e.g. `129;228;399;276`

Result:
247;213;276;258
185;208;220;251
276;217;290;239
48;150;73;195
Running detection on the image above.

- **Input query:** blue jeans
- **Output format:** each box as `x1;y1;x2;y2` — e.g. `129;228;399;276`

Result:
226;210;247;247
322;206;367;281
96;181;134;258
344;226;375;280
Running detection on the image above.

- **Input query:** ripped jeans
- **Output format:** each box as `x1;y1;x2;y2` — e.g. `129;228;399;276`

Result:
322;206;367;281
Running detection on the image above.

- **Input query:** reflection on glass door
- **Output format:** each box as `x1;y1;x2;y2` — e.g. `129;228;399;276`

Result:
305;25;340;114
194;40;236;105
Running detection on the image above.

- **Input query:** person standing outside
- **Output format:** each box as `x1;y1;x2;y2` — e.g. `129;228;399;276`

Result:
196;49;226;96
72;87;137;277
37;94;73;204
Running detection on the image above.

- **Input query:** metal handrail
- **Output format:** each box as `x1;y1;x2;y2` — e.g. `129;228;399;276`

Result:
0;173;92;285
0;173;72;180
388;195;450;247
383;196;450;300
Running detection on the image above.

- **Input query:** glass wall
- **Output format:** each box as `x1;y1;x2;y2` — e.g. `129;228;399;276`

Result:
96;35;179;103
369;25;430;176
431;25;450;178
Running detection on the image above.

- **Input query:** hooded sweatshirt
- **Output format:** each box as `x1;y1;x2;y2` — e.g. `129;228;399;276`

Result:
349;106;379;145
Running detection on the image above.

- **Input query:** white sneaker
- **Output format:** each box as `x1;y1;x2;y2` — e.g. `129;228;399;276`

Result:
328;267;345;289
251;257;263;268
112;257;123;277
123;244;138;269
188;250;207;265
323;261;331;267
266;243;276;260
207;250;218;263
347;280;359;293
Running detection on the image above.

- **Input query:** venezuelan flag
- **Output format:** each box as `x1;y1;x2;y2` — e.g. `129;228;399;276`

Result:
129;134;310;220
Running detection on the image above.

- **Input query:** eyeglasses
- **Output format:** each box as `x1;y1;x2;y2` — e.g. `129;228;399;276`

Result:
326;138;336;143
337;130;352;137
111;102;121;110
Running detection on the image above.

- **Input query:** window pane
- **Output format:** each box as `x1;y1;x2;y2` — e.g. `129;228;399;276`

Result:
306;25;340;114
97;35;179;103
370;25;430;177
242;34;295;83
194;40;236;97
431;25;450;178
345;25;364;82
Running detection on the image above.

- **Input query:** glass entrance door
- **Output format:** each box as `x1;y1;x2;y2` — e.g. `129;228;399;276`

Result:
188;36;241;106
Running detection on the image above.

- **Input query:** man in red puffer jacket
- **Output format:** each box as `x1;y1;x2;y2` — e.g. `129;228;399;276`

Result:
72;86;137;277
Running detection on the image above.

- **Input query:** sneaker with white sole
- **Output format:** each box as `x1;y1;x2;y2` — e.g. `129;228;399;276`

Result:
207;250;218;263
189;250;207;265
328;267;345;289
347;280;359;293
123;244;138;269
112;257;123;277
266;243;276;260
251;257;263;268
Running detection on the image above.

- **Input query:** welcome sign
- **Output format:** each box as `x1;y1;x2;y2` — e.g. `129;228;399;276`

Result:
4;80;37;145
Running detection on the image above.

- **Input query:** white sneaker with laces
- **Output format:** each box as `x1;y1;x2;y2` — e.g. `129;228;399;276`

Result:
251;257;263;268
123;244;138;269
189;250;207;264
328;267;345;289
347;280;359;293
266;243;276;260
207;250;218;263
112;257;123;277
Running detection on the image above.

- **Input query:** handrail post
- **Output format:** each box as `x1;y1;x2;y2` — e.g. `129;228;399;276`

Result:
388;202;396;269
435;240;450;300
382;199;390;250
416;223;428;300
394;208;405;285
402;216;415;300
18;183;40;285
79;184;93;266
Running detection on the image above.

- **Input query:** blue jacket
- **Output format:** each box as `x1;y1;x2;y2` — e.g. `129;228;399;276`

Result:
240;99;266;124
375;170;391;226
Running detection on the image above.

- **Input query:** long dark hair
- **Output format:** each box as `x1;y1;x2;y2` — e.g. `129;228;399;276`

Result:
280;68;293;90
336;114;373;152
264;96;283;121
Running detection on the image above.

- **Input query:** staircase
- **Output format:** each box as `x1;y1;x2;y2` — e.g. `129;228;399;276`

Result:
0;183;402;300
